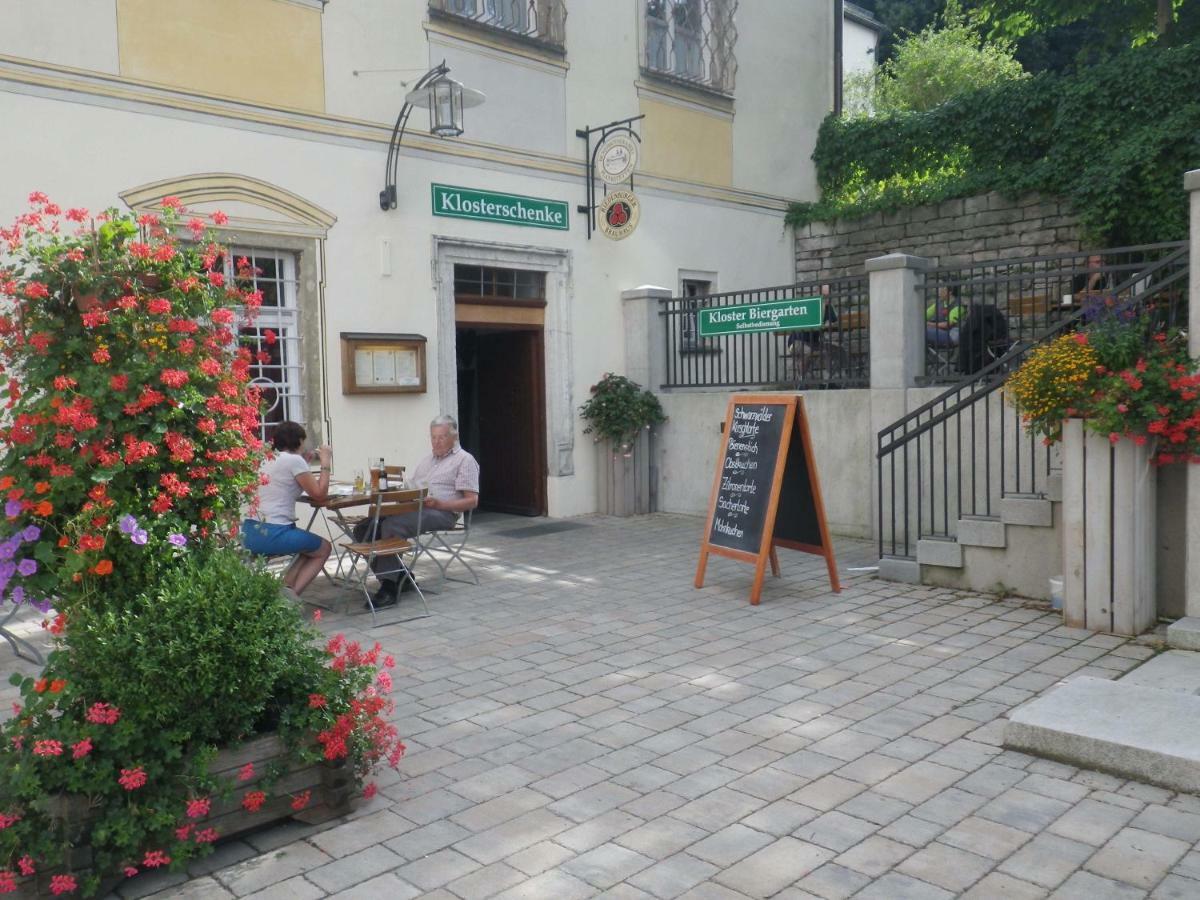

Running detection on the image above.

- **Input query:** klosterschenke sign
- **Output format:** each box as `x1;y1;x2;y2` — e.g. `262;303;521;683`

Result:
697;297;823;337
431;184;569;231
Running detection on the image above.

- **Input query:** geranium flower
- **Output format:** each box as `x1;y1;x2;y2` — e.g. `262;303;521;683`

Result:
86;702;120;725
72;738;93;759
194;828;219;844
142;850;170;869
290;790;311;811
186;797;211;819
241;790;266;812
362;783;377;800
118;767;147;790
237;762;254;782
49;874;77;895
17;856;34;876
33;739;64;757
123;867;138;878
0;870;13;893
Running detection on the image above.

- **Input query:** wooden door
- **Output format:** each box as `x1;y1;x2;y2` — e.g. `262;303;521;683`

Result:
471;329;546;516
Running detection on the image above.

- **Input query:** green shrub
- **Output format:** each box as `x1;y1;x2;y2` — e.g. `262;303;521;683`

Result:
64;547;322;746
579;374;666;450
790;41;1200;245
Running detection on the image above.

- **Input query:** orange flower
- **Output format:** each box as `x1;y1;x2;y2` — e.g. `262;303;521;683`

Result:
34;500;52;516
34;482;49;494
92;559;113;576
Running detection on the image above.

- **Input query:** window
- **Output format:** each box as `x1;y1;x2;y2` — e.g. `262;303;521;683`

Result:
454;264;546;302
429;0;566;49
644;0;737;94
680;277;712;350
227;248;304;443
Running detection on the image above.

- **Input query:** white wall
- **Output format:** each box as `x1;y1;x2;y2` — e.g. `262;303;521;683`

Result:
0;0;120;74
843;18;879;79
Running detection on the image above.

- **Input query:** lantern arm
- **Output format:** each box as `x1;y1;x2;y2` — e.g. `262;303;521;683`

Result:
379;61;450;212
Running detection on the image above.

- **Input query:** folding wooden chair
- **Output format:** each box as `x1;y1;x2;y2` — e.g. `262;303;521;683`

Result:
411;507;480;593
341;488;429;625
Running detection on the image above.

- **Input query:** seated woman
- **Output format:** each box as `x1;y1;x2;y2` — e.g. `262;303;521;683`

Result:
926;285;963;347
242;420;332;600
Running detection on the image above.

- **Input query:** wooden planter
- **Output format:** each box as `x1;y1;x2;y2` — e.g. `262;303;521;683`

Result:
15;735;356;898
1061;419;1157;635
596;430;657;517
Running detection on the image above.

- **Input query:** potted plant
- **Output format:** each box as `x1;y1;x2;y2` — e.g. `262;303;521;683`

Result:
0;194;405;897
1006;299;1200;634
580;373;666;516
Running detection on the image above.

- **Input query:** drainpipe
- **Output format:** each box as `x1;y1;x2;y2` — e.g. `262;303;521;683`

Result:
833;0;844;116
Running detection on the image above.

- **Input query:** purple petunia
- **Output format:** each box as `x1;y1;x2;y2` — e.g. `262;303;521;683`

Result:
11;586;26;606
119;514;139;535
21;525;40;542
16;559;36;577
4;500;21;518
168;533;187;547
131;529;148;546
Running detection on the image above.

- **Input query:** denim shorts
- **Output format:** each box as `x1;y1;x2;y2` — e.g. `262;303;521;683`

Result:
241;520;321;557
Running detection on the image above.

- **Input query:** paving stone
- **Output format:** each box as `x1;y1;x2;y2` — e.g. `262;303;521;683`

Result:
1048;871;1146;899
215;843;333;897
960;872;1048;900
789;775;866;812
306;845;404;893
326;873;421;899
1152;874;1200;899
833;834;914;877
896;842;994;892
308;810;415;858
938;815;1032;859
1130;805;1200;843
627;852;720;898
239;876;325;900
852;872;955;899
562;842;656;889
454;809;574;865
998;833;1097;888
504;840;578;876
978;789;1073;833
1084;827;1191;889
616;816;710;858
875;761;964;804
687;824;775;868
714;837;833;898
491;869;596;899
795;862;871;899
740;799;822;836
1048;799;1138;846
793;810;878;853
444;862;534;900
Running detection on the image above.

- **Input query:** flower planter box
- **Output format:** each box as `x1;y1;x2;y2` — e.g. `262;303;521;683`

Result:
15;735;356;898
1061;418;1157;635
596;431;656;517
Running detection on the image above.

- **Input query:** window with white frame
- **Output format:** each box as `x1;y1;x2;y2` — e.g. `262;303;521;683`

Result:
429;0;566;49
644;0;738;94
226;248;304;443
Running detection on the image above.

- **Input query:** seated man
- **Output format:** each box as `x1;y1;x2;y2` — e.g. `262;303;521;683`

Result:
1072;253;1113;295
926;285;963;348
354;414;479;609
786;284;838;376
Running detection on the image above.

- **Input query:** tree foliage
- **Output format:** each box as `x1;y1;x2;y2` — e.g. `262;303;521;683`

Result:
790;41;1200;246
848;1;1027;115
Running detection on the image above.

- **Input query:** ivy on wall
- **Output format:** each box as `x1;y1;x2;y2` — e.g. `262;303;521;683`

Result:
788;42;1200;245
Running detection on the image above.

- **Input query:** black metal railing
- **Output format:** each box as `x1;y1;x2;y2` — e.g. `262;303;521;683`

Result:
430;0;566;49
643;0;738;95
878;244;1190;561
659;275;869;389
922;242;1187;383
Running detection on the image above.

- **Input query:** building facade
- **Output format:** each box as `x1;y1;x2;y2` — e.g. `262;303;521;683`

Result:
1;0;834;517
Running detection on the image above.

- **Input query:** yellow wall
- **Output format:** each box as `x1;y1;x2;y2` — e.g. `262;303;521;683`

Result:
637;98;732;187
117;0;325;112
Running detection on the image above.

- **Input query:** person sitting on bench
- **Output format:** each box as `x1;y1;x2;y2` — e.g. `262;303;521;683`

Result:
926;286;963;348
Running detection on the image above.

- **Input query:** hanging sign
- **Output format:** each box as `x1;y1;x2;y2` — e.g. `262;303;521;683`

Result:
695;394;840;604
431;184;569;231
597;190;640;241
595;134;639;184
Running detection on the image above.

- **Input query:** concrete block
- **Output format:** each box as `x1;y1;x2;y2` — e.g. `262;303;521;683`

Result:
1001;496;1053;528
956;517;1006;548
878;557;921;584
1168;618;1200;651
917;538;963;568
1119;651;1200;695
1004;676;1200;794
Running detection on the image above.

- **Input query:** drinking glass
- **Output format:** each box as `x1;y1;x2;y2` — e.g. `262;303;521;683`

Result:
352;470;365;493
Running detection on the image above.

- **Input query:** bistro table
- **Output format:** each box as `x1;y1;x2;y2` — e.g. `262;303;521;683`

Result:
301;485;374;590
0;603;42;663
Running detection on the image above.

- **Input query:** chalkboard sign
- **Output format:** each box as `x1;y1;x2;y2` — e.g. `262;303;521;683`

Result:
696;394;839;604
708;402;787;555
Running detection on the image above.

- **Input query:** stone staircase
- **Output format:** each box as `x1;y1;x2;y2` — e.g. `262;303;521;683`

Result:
915;473;1062;601
1004;619;1200;793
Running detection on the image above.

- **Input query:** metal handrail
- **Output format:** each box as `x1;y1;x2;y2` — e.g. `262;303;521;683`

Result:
876;244;1190;560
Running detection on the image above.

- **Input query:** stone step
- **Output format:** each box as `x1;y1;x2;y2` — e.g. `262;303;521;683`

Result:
916;537;962;568
1167;617;1200;651
1000;495;1053;527
1120;651;1200;695
956;516;1005;548
1004;674;1200;794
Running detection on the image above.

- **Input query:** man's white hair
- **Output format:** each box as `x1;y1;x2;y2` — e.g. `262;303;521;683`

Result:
430;414;459;436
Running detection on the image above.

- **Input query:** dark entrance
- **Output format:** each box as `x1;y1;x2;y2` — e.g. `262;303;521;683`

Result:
454;265;547;517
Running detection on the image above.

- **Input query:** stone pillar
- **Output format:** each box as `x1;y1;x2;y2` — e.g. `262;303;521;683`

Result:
865;253;932;389
621;285;671;391
1185;171;1200;617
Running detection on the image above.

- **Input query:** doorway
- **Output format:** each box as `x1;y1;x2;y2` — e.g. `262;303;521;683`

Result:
454;265;548;517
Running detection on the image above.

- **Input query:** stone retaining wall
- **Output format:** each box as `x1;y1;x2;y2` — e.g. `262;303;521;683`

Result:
795;191;1084;281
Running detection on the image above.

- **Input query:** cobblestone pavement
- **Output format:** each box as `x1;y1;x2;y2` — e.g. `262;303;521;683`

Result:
4;513;1199;899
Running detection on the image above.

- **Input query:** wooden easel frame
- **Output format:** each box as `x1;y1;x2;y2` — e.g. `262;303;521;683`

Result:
695;394;840;604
